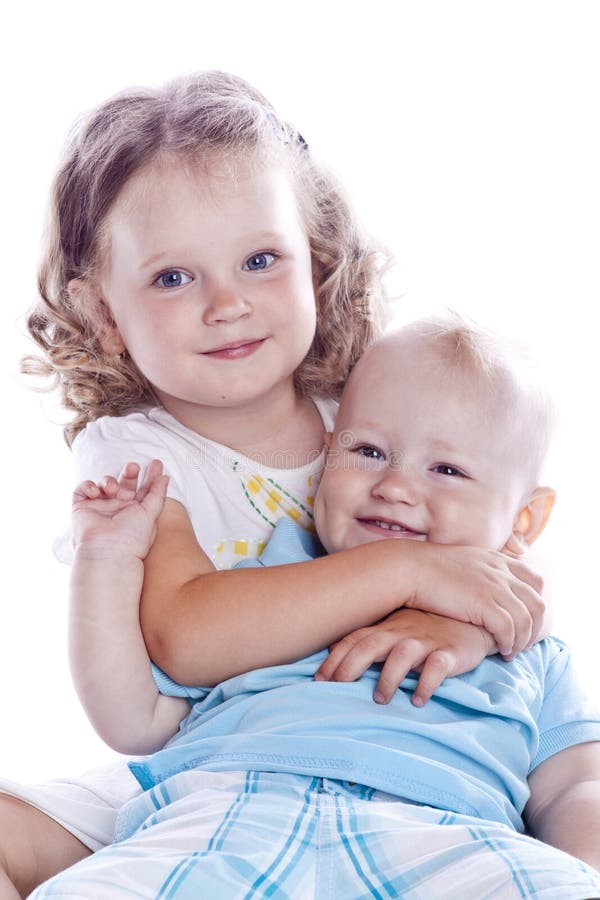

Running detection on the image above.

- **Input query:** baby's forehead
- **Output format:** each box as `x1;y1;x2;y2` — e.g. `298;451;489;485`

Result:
335;327;550;482
344;333;508;405
338;334;526;440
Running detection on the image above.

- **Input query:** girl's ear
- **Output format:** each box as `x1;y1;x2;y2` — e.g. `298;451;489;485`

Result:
503;486;556;556
67;278;126;356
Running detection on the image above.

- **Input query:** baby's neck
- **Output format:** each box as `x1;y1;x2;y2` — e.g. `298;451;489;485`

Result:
157;384;326;468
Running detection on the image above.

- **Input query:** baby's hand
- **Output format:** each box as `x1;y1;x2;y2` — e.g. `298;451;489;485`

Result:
72;460;168;560
314;608;495;706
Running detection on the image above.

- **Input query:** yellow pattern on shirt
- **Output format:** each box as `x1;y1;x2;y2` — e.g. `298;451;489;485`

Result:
213;471;319;570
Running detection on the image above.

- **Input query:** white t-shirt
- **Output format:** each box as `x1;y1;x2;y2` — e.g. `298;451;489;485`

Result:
57;399;337;570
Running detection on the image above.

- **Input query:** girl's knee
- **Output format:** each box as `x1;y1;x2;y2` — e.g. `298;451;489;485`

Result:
0;794;90;897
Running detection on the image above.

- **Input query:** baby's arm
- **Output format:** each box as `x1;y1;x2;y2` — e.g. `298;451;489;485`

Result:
314;561;553;706
141;501;543;686
69;462;189;754
315;609;496;706
524;741;600;872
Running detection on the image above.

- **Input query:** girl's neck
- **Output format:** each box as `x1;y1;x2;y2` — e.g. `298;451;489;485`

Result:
156;380;326;468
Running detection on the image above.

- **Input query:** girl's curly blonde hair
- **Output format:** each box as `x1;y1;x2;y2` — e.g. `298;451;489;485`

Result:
23;71;387;445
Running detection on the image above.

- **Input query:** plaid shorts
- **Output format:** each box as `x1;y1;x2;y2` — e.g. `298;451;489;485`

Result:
32;770;600;899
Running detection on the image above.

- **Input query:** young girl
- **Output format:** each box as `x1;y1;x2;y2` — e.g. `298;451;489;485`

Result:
1;71;543;897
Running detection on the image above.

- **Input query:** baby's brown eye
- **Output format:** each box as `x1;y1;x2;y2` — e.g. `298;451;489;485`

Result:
433;465;464;477
355;445;386;461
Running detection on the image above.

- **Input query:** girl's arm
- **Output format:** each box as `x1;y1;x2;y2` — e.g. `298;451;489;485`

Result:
141;501;544;685
524;742;600;872
69;463;189;754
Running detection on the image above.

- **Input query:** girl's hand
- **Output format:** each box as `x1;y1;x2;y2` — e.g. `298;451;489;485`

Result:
72;460;168;560
404;542;544;658
314;608;496;706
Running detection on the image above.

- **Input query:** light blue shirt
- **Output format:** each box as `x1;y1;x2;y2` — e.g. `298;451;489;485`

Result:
132;519;600;832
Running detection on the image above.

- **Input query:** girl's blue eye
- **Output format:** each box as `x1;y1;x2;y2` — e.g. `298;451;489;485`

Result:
433;464;465;477
243;252;276;271
355;445;386;461
155;270;192;289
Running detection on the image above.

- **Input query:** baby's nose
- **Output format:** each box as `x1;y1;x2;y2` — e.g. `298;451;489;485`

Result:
371;465;419;505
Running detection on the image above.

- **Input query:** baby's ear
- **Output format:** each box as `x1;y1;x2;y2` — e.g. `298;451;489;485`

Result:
67;278;125;356
503;486;556;556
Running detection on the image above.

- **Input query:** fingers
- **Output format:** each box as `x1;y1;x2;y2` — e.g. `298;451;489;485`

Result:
485;582;543;656
116;461;141;494
134;461;168;520
469;565;543;656
72;479;102;502
135;460;163;500
373;638;426;704
315;631;447;707
73;462;168;508
314;633;365;682
506;558;544;635
507;557;544;594
140;475;169;521
476;604;518;659
73;476;121;502
411;650;455;707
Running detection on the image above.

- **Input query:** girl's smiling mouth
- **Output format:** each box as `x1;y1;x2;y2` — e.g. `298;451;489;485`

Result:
202;338;267;360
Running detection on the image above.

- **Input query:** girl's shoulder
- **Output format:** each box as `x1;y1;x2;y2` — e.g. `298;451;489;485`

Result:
73;406;210;459
71;406;200;487
74;406;162;446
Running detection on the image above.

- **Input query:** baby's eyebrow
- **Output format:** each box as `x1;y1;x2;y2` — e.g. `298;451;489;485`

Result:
428;438;460;453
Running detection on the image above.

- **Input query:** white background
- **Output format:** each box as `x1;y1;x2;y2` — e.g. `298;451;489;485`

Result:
1;1;599;782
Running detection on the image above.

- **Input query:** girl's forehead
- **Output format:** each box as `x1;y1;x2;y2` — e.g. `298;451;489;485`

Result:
101;155;310;276
110;153;300;225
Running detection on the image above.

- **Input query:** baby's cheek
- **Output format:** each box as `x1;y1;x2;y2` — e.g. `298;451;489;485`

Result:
433;500;490;546
312;494;335;554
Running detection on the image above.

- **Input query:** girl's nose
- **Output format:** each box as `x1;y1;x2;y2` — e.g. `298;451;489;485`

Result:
371;468;419;505
202;282;252;325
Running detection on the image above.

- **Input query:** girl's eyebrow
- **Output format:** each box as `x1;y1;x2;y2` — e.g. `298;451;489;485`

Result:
139;251;171;271
138;232;289;272
249;231;286;243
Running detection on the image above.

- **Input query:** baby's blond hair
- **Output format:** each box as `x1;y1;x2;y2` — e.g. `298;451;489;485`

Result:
378;313;556;485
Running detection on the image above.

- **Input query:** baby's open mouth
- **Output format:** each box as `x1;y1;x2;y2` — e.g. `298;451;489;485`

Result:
357;518;427;539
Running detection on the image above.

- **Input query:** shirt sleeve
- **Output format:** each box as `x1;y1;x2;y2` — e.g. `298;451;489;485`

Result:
151;663;210;701
530;637;600;771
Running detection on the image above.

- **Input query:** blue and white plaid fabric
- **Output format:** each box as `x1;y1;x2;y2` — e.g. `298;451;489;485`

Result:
32;770;600;899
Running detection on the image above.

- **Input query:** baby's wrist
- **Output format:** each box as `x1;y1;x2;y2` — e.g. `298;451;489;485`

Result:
73;539;147;564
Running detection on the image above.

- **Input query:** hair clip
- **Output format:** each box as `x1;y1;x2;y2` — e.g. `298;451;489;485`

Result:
261;107;309;151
